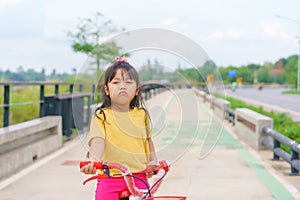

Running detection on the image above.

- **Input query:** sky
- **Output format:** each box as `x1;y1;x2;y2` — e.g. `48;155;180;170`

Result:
0;0;300;74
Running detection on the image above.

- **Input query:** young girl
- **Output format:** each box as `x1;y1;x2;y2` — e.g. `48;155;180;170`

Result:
80;57;157;200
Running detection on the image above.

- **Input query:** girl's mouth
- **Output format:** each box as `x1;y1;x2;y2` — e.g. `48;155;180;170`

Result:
119;91;127;95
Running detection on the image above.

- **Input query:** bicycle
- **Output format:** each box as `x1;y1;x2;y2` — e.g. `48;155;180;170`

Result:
80;160;187;200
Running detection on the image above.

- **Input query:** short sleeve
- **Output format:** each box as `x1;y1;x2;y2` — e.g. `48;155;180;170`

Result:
88;114;105;146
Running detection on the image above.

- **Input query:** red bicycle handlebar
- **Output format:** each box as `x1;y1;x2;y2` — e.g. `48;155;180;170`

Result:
79;161;103;169
80;161;129;173
80;160;170;197
80;160;169;175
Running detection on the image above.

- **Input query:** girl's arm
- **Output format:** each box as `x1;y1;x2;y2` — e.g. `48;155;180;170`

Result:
147;137;157;165
88;137;105;162
80;137;105;174
146;138;157;178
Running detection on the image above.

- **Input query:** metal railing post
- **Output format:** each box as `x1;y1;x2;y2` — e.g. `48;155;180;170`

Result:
291;150;299;175
86;96;91;126
39;84;45;117
55;84;59;95
262;127;300;175
79;84;83;92
69;84;74;94
273;139;281;161
3;84;10;127
92;84;95;105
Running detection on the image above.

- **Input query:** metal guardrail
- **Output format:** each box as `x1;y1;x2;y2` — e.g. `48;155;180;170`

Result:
225;107;235;125
217;91;299;175
0;82;95;128
262;127;300;175
0;81;167;128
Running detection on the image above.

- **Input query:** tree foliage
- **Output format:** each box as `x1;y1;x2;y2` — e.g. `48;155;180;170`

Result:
198;60;217;81
67;12;125;73
214;55;298;88
0;66;46;82
284;55;298;86
1;54;298;89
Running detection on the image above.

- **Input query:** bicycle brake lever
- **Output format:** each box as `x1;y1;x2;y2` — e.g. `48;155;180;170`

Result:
145;160;170;175
82;173;109;185
80;161;111;185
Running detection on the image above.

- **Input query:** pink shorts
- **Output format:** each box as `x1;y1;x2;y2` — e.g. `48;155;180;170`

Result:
95;173;149;200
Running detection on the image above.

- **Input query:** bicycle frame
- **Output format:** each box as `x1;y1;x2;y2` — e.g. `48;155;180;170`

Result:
80;160;170;199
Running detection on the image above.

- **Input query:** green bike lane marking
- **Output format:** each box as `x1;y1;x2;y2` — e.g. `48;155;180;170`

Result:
220;129;295;200
157;91;221;147
154;90;296;199
198;97;296;200
152;93;175;135
152;90;295;200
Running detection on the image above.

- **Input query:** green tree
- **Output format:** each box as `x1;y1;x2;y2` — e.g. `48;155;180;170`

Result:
198;60;217;82
246;63;260;72
139;59;154;82
284;55;298;87
221;66;238;83
183;68;203;84
257;63;272;83
237;66;253;83
67;12;125;75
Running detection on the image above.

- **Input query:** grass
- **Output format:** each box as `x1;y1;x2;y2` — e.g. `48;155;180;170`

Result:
282;90;300;95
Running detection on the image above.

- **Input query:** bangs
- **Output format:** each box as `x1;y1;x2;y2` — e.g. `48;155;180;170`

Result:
106;62;139;84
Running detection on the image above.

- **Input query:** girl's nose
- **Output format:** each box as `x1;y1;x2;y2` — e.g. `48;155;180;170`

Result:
120;81;126;89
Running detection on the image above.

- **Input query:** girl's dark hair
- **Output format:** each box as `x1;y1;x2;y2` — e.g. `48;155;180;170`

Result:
95;59;149;121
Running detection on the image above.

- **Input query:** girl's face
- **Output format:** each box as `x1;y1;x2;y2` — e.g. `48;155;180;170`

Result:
105;68;139;110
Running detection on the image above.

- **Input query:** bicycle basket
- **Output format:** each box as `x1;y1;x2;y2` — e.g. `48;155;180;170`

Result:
145;196;187;200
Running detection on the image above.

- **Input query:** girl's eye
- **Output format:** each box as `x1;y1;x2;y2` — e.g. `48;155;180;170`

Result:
125;79;134;83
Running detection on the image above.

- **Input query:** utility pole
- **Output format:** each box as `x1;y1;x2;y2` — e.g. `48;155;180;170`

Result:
275;15;300;91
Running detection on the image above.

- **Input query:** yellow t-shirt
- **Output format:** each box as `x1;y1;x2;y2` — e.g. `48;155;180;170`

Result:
89;107;152;173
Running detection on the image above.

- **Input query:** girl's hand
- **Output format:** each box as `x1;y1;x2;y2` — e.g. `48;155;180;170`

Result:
146;160;157;178
80;162;97;175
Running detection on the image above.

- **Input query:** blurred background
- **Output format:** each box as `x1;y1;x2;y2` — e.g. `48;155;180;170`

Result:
0;0;300;82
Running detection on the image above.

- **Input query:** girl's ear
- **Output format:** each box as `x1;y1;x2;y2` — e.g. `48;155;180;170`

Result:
104;85;109;96
135;88;140;96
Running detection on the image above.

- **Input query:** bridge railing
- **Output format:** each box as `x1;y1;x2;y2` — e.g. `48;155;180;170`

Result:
0;82;96;128
194;87;300;176
0;82;168;129
0;81;167;180
262;127;300;175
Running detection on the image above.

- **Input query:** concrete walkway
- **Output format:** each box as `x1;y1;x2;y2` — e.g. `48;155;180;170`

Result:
0;89;299;200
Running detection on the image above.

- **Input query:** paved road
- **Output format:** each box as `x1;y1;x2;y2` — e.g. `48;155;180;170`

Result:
0;89;299;199
226;87;300;121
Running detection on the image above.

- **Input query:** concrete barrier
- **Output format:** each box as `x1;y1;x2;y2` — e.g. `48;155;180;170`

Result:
0;116;62;180
193;88;215;108
213;98;231;119
194;89;206;102
235;108;273;150
205;94;215;108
